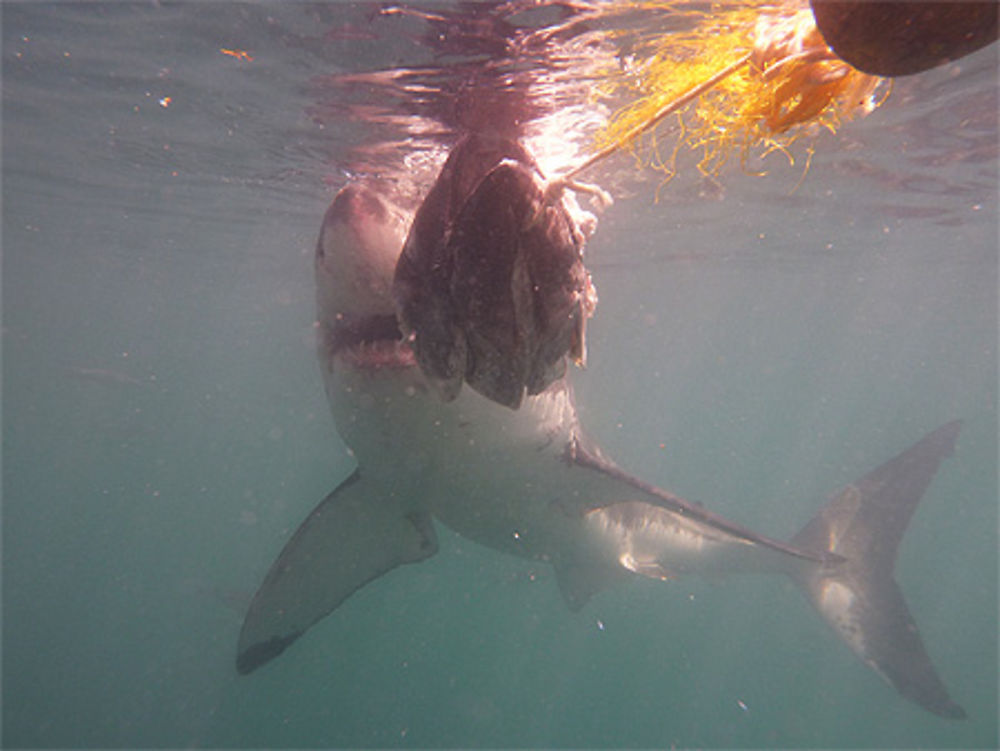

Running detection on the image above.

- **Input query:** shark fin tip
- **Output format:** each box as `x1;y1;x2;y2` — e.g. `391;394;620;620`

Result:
236;631;302;675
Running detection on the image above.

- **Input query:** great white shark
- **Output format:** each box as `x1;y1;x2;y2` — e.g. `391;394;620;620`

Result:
237;135;965;719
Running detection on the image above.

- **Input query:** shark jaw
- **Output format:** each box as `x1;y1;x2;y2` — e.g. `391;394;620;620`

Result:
237;144;966;720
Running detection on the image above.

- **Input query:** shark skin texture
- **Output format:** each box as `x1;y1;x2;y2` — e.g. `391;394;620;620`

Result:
237;137;966;720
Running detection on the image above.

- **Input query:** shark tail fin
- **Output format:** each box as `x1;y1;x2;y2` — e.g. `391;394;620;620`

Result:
790;420;965;719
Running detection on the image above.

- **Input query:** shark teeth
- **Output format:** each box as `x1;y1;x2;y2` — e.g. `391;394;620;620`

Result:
341;340;417;371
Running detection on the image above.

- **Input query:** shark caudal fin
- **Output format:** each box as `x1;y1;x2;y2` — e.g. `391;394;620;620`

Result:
790;420;965;718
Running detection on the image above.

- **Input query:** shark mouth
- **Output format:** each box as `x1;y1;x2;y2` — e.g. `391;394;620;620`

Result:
325;313;417;370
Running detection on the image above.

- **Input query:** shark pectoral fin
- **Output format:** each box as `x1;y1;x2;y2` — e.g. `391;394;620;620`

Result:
236;470;437;674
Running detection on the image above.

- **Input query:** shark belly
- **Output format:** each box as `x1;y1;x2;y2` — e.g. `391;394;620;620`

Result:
325;346;801;581
323;347;593;563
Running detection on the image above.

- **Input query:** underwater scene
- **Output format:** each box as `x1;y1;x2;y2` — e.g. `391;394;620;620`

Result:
3;2;997;748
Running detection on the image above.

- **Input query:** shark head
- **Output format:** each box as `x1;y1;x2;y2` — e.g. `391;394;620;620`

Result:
314;183;415;371
316;182;409;322
316;134;598;406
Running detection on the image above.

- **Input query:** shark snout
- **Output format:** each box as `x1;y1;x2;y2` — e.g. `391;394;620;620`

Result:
315;182;411;323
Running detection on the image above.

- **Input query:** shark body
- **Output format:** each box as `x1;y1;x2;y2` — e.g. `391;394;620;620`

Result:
237;138;965;719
